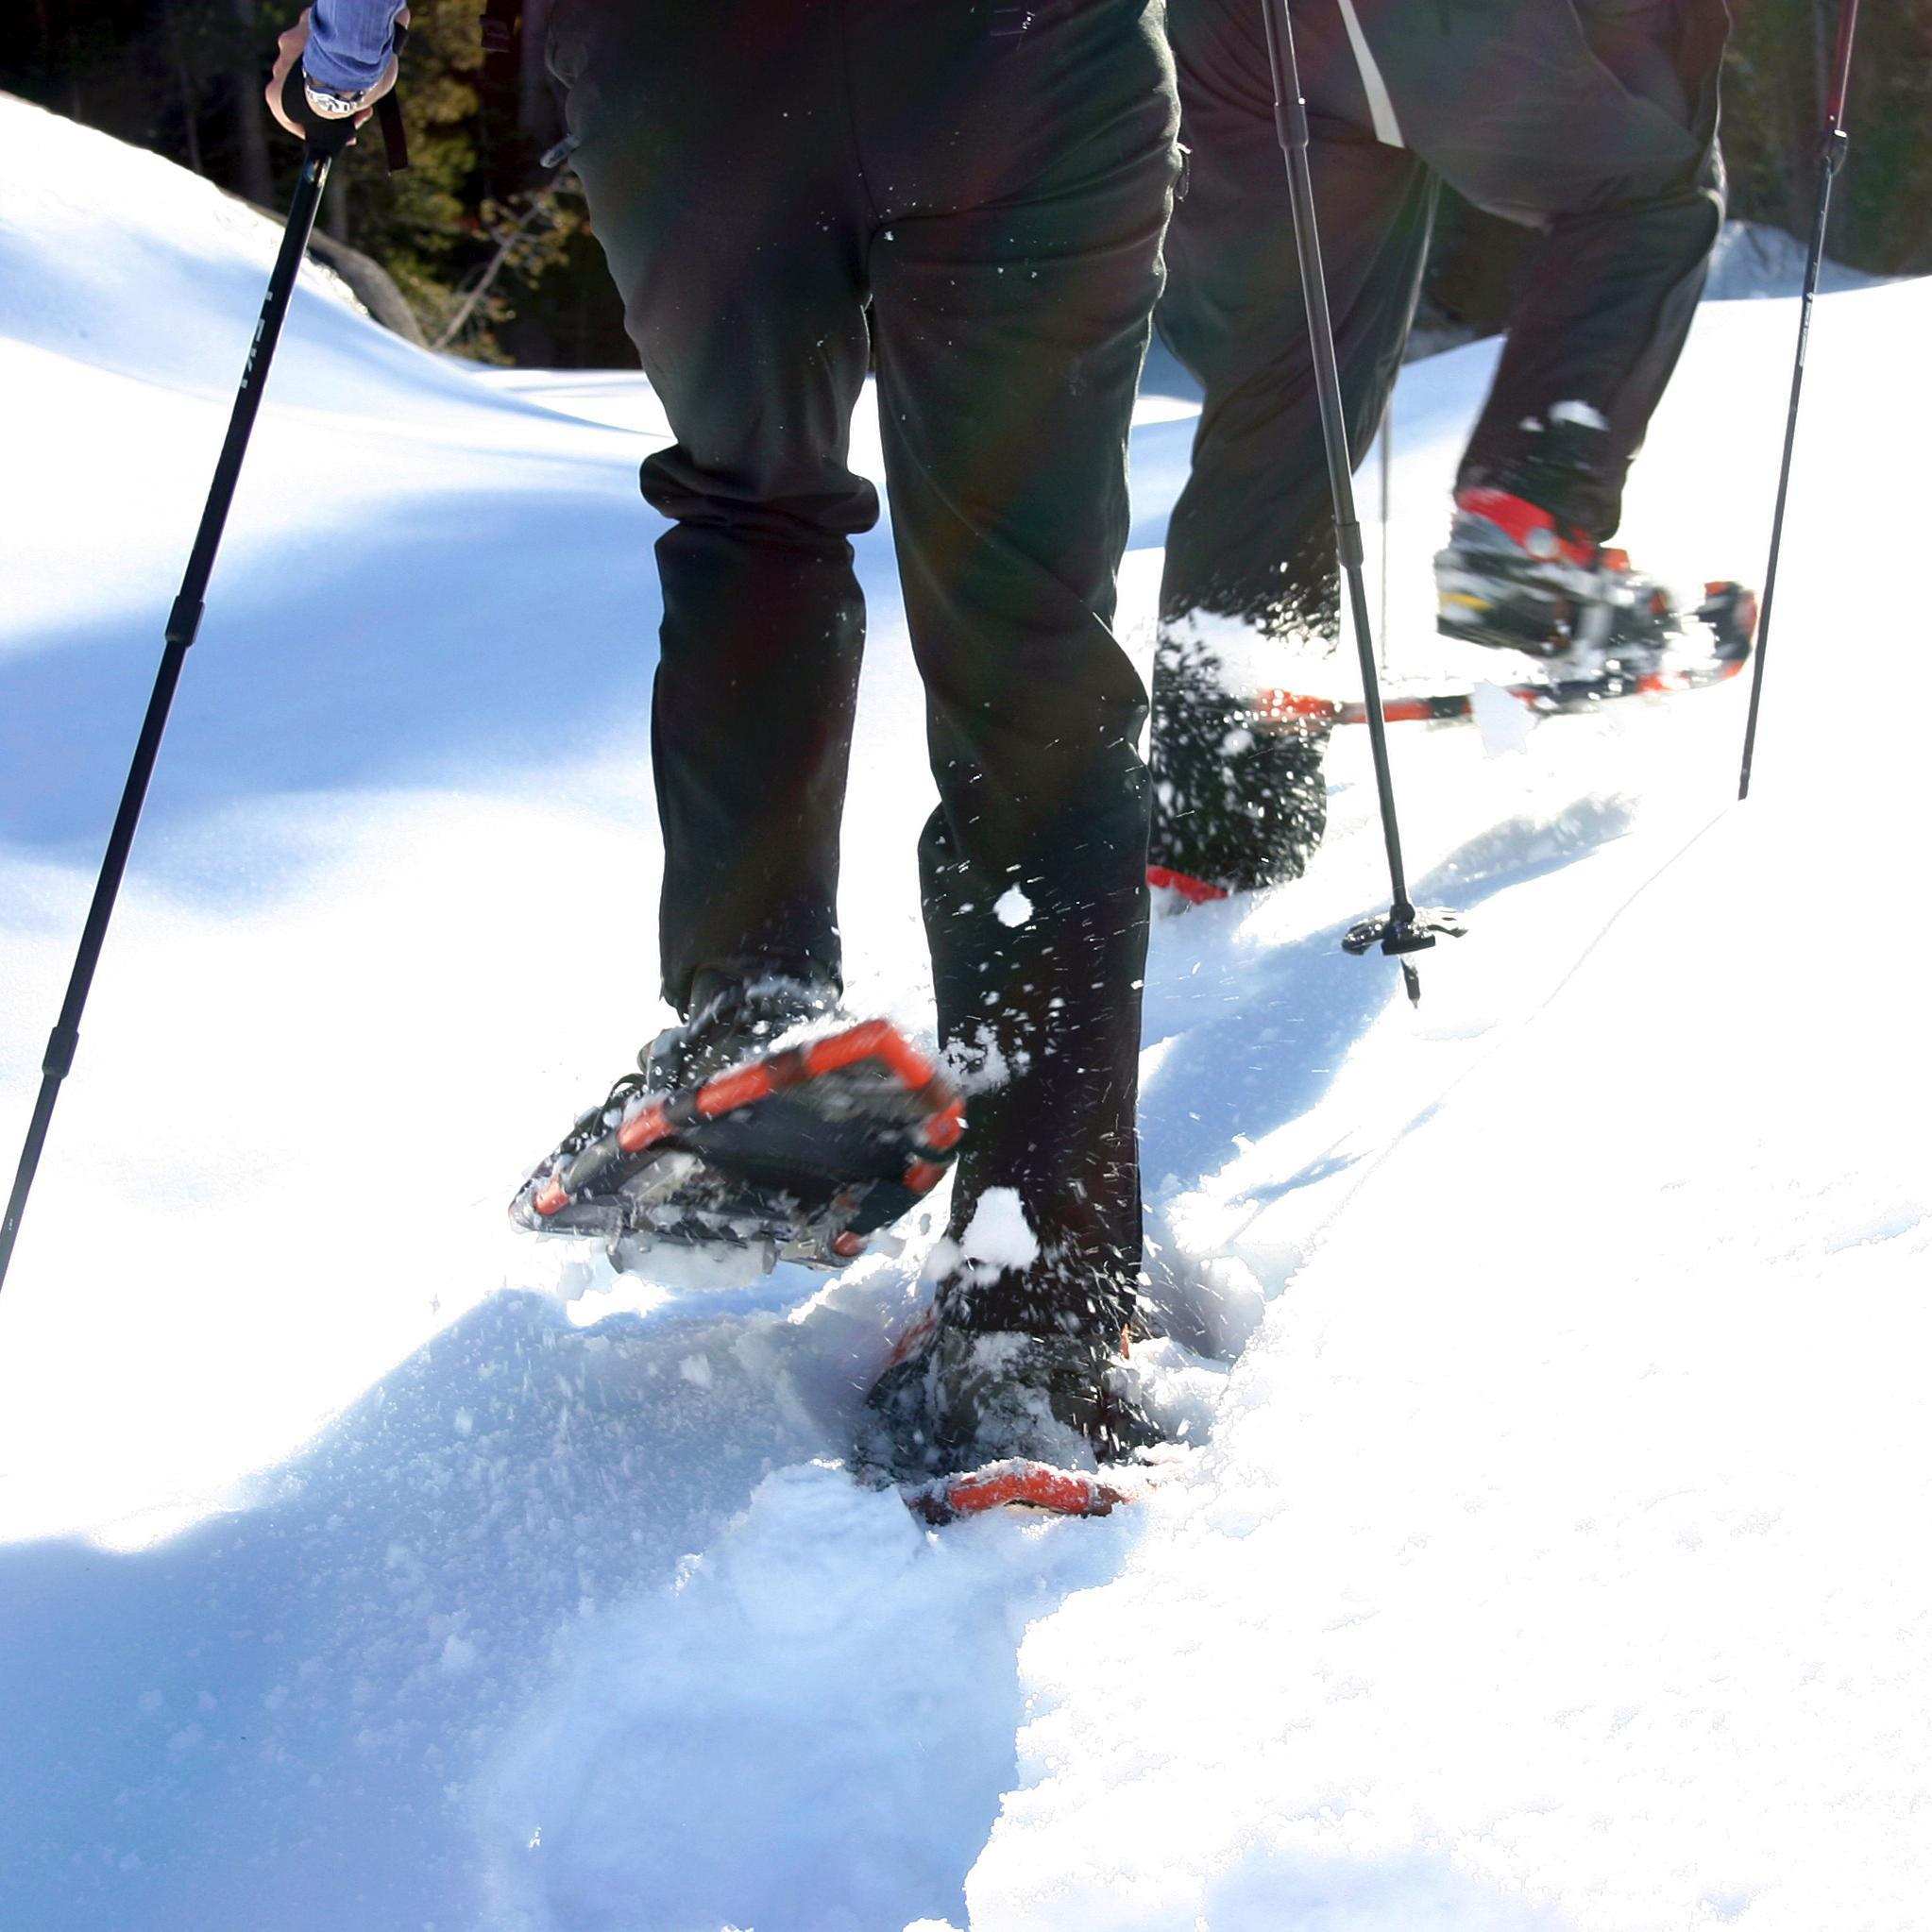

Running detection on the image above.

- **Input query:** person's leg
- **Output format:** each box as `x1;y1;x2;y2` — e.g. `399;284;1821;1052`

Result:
852;0;1178;1342
1409;0;1729;538
548;0;876;1012
1152;0;1433;891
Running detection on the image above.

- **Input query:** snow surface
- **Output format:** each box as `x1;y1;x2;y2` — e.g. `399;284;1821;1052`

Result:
1702;218;1888;301
3;93;1930;1932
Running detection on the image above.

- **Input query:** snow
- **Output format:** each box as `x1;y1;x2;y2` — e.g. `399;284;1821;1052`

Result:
4;93;1930;1932
991;885;1034;929
956;1188;1042;1274
1546;398;1609;432
1703;218;1888;300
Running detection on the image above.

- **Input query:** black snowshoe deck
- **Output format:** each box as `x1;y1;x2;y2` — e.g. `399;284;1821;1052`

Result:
510;1020;963;1273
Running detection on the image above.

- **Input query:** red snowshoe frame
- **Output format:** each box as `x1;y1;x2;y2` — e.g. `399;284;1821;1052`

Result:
1262;582;1759;730
514;1020;964;1270
1148;584;1758;907
905;1460;1128;1525
864;1307;1137;1524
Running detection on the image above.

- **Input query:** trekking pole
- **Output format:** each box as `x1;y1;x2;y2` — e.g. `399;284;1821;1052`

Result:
1377;404;1392;674
0;49;429;1297
0;148;332;1296
1260;0;1463;1003
1737;0;1860;800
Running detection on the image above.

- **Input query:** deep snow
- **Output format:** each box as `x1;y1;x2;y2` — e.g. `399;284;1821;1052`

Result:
2;93;1928;1932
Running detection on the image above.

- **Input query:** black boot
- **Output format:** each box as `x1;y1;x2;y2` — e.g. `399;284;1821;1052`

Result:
1149;619;1331;899
856;1307;1162;1518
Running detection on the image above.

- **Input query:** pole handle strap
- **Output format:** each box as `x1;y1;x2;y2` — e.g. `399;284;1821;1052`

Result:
286;21;411;170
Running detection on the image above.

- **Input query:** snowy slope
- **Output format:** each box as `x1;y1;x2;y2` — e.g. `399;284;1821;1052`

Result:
3;94;1929;1932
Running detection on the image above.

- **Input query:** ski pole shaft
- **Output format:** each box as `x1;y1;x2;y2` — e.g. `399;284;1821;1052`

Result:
0;148;334;1299
1737;0;1860;801
1378;403;1392;674
1262;0;1458;1001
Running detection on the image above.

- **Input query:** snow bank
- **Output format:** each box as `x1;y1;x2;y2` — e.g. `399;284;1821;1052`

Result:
1703;218;1887;300
973;783;1932;1931
478;1463;1132;1931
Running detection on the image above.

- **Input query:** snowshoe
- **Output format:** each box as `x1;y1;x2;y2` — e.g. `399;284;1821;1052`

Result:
1433;485;1755;676
1268;576;1756;730
1148;863;1231;909
509;979;964;1276
855;1309;1157;1523
1235;528;1755;737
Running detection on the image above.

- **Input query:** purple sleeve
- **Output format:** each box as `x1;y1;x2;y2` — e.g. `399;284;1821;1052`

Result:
301;0;406;94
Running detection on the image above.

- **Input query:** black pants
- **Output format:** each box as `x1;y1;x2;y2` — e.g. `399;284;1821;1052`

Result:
549;0;1178;1337
1149;0;1727;890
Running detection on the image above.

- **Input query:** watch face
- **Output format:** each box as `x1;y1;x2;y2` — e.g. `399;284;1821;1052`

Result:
305;85;365;118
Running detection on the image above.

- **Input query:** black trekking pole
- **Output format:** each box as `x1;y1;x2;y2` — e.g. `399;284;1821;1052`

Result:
0;56;412;1297
1737;0;1860;801
1260;0;1463;1003
0;150;331;1296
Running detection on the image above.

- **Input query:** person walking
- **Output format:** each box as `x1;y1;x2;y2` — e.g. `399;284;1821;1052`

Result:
1147;0;1729;897
269;0;1180;1502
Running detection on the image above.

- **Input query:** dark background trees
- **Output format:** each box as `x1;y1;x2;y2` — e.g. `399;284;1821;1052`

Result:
3;0;1925;366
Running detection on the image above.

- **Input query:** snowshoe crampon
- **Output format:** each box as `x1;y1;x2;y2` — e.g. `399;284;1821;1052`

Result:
509;1021;963;1274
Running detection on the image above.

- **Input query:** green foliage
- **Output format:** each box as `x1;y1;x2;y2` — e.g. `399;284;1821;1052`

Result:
0;0;601;360
1720;0;1932;275
4;0;1928;360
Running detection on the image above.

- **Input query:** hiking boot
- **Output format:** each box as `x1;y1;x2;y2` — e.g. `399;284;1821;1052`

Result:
856;1310;1162;1487
1435;486;1678;667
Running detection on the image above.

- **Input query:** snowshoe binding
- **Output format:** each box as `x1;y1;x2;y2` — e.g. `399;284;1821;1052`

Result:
510;976;964;1276
1434;485;1757;681
855;1308;1160;1524
1215;496;1756;741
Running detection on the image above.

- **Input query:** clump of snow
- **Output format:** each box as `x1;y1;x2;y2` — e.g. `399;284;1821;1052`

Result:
957;1186;1041;1272
1469;678;1534;755
1547;398;1609;432
1161;603;1353;701
992;884;1034;927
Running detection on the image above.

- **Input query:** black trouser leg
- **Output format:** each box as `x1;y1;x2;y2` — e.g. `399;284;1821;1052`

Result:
1151;0;1432;889
1146;0;1727;890
1457;172;1723;540
856;0;1178;1339
1405;0;1728;538
555;0;1178;1335
551;0;877;1011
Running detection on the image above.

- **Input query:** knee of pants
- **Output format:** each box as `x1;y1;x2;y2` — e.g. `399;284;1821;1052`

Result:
640;448;880;554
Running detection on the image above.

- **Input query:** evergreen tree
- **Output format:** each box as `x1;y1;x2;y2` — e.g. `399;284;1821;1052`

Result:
3;0;1925;360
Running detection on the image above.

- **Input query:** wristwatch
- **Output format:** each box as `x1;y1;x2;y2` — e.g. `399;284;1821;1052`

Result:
302;76;371;120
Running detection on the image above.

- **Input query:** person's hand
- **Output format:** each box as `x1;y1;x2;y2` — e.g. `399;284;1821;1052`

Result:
265;7;407;143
